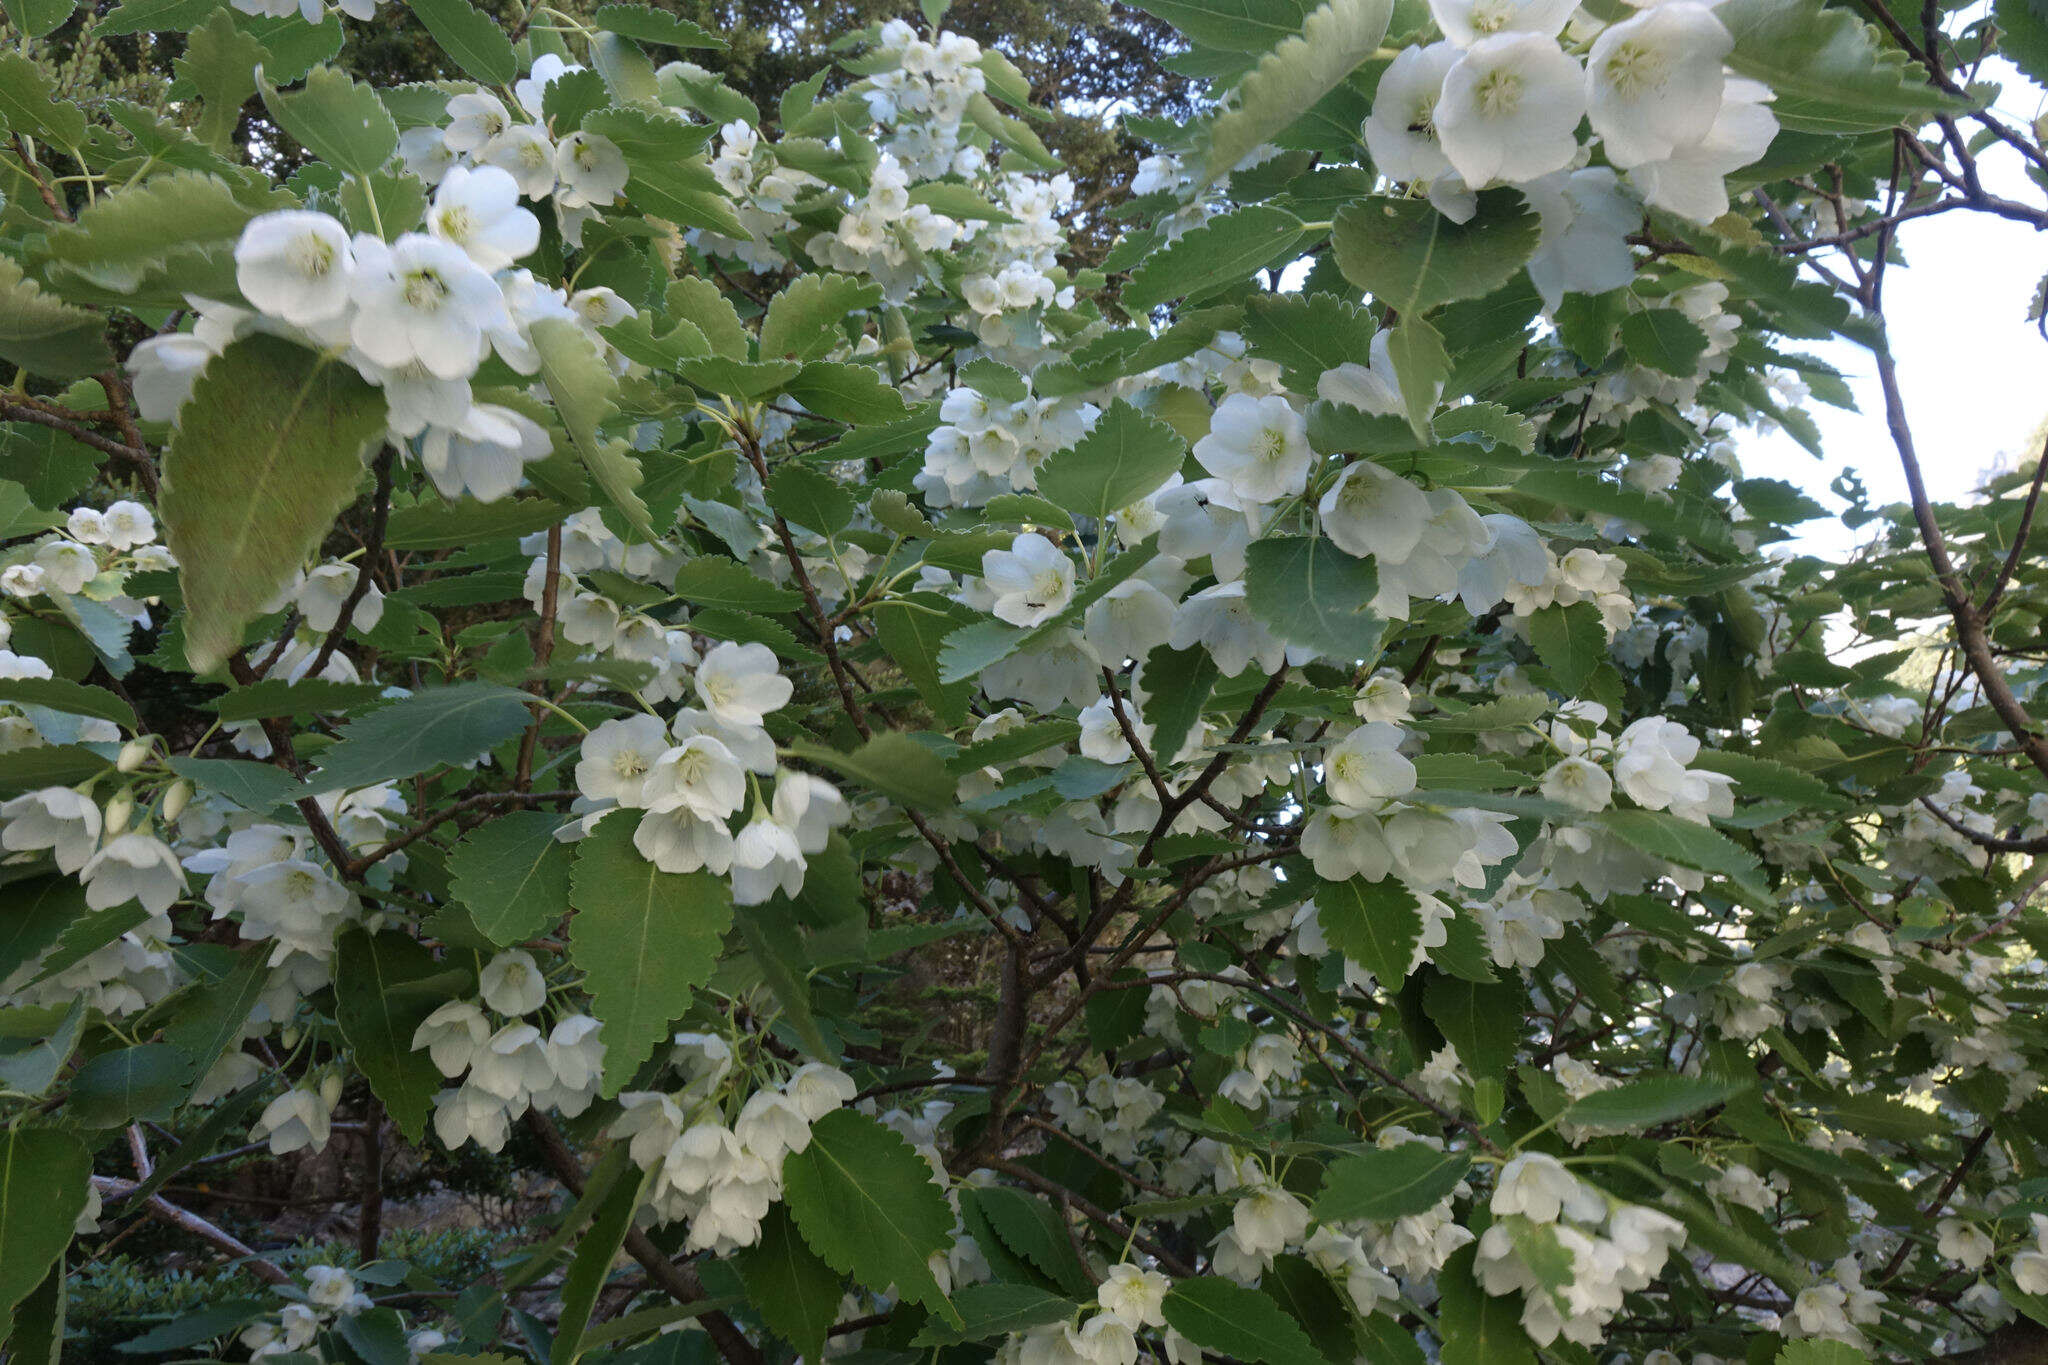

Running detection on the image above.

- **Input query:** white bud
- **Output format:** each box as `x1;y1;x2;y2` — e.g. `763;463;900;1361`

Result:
117;737;153;773
161;779;193;823
319;1073;344;1110
103;789;134;836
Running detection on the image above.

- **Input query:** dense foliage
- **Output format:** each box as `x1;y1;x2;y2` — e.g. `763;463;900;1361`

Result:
4;0;2048;1360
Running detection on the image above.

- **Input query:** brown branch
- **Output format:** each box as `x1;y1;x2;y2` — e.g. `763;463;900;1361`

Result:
307;448;395;680
91;1175;294;1286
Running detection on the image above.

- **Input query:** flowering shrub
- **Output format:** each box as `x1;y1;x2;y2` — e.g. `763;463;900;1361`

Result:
3;0;2048;1359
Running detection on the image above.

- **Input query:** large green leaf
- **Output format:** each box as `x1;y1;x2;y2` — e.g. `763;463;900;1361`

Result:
1527;601;1605;693
786;732;956;812
1316;1143;1472;1220
1718;0;1969;133
1423;973;1524;1083
569;817;733;1095
781;1109;959;1320
873;593;979;728
67;1043;195;1128
0;257;111;379
784;361;912;424
1244;535;1384;661
447;811;576;946
1561;1074;1748;1134
1199;0;1393;188
1037;400;1188;525
37;171;292;307
0;52;88;145
1619;309;1710;377
257;65;398;177
407;0;518;83
550;1162;645;1365
308;683;533;794
0;1129;89;1344
531;317;654;539
1124;206;1306;310
160;335;387;674
1437;1245;1534;1365
1593;809;1769;899
759;273;882;361
1315;875;1421;984
1241;292;1374;392
1160;1277;1329;1365
1331;190;1540;316
335;928;457;1142
735;1205;844;1361
1129;0;1318;52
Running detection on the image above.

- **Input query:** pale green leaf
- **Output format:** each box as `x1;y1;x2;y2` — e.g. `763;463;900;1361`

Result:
1244;534;1385;661
759;273;883;361
0;256;110;380
786;732;957;811
531;317;653;540
1316;1143;1472;1221
1124;205;1305;311
1199;0;1393;188
1527;600;1606;693
1036;399;1188;525
1719;0;1970;133
1315;874;1420;983
1331;189;1540;315
408;0;519;81
258;64;398;177
308;682;534;793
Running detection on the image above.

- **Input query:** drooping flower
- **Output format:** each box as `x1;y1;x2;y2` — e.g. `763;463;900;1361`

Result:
1435;34;1587;187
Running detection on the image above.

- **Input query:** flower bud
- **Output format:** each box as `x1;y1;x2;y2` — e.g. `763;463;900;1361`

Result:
117;737;153;773
319;1073;344;1110
281;1025;302;1050
103;789;134;836
161;779;193;823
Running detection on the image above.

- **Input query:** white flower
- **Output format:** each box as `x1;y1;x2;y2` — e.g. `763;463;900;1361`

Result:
554;132;629;209
633;806;737;874
1436;34;1586;187
103;501;157;551
577;713;670;808
1522;166;1640;309
469;1022;555;1102
1365;42;1462;182
1625;78;1778;224
1492;1152;1598;1223
67;508;107;544
80;832;186;913
735;1089;813;1163
433;1082;513;1152
1587;2;1731;168
412;1000;491;1077
479;949;548;1015
695;641;793;727
784;1061;856;1119
1084;579;1176;663
515;53;583;117
1541;755;1614;811
305;1266;364;1313
427;165;540;271
295;563;383;634
34;539;97;595
1429;0;1577;46
443;91;512;154
484;122;559;198
1936;1217;1993;1269
252;1086;333;1155
1319;458;1433;561
0;564;45;598
1192;393;1311;505
982;532;1077;627
1324;723;1417;804
235;211;356;326
1169;581;1289;677
1231;1184;1310;1256
1;786;102;872
2016;1248;2048;1296
1097;1264;1171;1329
641;736;747;822
419;402;553;502
349;233;507;380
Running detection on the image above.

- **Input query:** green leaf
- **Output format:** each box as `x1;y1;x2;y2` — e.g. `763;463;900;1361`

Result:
1261;1255;1362;1365
208;678;388;722
1140;644;1217;762
907;181;1021;224
1719;0;1969;133
1561;1074;1747;1134
0;881;87;987
1527;601;1605;693
1776;1343;1871;1365
734;903;832;1060
1594;808;1769;898
1160;1277;1329;1365
6;1256;65;1365
781;1109;959;1319
936;543;1159;682
68;1044;195;1128
160;949;270;1093
160;335;386;675
912;1283;1075;1346
550;1162;645;1365
37;171;291;308
569;816;733;1095
448;811;576;947
0;1001;86;1098
408;0;519;82
1385;316;1447;441
335;929;454;1142
3;0;74;38
1244;535;1384;661
1037;400;1189;525
1317;1143;1472;1221
620;154;749;236
166;755;304;811
1436;1245;1534;1365
1423;974;1524;1084
736;1205;844;1361
785;361;912;424
765;462;855;536
1124;206;1306;311
1619;308;1709;376
340;168;429;240
1316;875;1421;984
1434;401;1534;453
0;1129;89;1342
176;10;266;153
0;678;134;729
531;318;653;540
0;52;88;146
0;254;111;380
1199;0;1393;188
309;682;533;793
594;3;725;47
1241;292;1374;392
258;65;398;177
1331;189;1540;315
965;90;1059;168
968;1186;1094;1296
874;594;979;728
759;274;882;361
1130;0;1319;52
787;732;957;811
